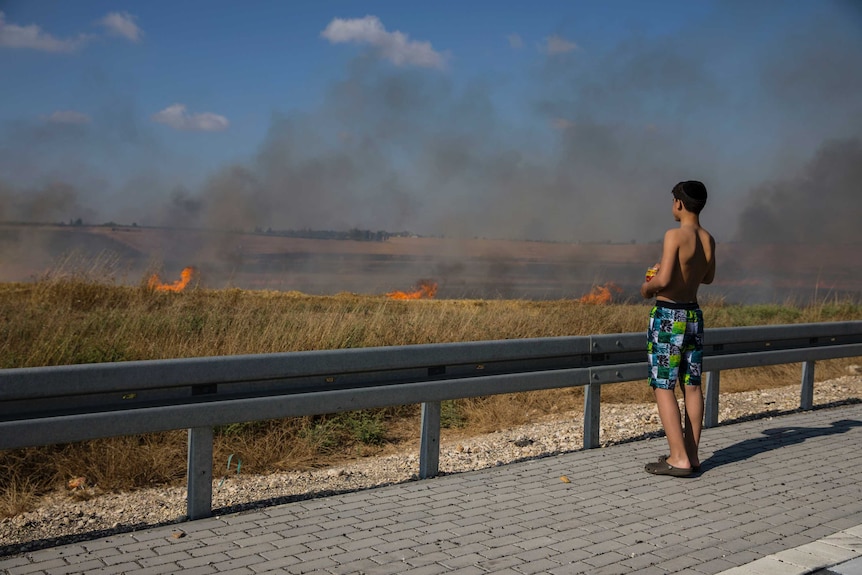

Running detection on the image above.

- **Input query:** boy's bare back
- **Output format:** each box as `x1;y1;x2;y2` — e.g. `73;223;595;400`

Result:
655;225;715;303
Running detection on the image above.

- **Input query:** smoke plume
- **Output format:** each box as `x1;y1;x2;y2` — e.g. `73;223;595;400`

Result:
1;3;861;300
736;138;862;244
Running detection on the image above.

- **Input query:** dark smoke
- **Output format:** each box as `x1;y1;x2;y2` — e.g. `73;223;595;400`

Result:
0;180;89;223
736;138;862;244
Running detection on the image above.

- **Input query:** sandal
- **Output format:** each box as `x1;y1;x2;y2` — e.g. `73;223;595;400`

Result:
645;460;694;477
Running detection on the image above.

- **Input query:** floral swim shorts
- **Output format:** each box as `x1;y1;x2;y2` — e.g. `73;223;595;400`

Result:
647;301;704;390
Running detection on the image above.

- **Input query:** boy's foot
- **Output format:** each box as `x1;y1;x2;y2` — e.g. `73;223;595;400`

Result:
645;460;693;477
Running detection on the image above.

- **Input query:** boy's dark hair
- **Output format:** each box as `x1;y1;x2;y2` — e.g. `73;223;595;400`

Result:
672;180;708;214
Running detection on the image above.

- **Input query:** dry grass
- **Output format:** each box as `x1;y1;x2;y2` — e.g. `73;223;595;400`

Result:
1;274;861;516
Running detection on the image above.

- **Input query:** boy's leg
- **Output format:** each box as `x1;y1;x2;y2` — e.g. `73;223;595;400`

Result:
681;308;705;468
682;384;703;468
653;387;691;470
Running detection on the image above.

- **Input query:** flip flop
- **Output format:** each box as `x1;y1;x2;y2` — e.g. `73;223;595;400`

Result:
658;455;700;472
645;460;694;477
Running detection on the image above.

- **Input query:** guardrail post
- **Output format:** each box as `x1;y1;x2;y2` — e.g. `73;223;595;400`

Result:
419;401;441;479
704;371;720;428
187;426;214;520
584;380;601;449
800;361;815;410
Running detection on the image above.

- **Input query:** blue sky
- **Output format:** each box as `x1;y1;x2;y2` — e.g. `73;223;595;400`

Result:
1;1;861;243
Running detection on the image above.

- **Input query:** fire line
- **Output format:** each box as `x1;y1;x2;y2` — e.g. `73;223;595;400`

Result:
148;267;196;292
578;282;622;304
386;279;438;300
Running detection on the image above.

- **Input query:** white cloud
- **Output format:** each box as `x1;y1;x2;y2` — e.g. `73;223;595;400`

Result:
545;34;579;55
507;33;524;49
152;104;229;132
98;12;142;43
44;110;91;124
321;15;446;69
0;11;90;52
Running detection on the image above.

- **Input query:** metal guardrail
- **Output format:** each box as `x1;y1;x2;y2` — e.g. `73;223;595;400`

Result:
2;321;862;519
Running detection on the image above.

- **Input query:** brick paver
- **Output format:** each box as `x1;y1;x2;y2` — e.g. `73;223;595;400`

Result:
2;403;862;574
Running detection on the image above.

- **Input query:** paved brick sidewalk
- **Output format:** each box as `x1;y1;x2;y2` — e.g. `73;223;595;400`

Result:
3;403;862;575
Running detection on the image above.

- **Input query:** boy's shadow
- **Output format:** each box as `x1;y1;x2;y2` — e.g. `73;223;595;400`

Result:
701;419;862;472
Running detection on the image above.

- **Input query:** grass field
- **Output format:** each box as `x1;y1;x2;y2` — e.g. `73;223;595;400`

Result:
2;273;862;516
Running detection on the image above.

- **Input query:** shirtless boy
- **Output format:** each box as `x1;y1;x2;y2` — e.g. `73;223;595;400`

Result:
640;180;716;477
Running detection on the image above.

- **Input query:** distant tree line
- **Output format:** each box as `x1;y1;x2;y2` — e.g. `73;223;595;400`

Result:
47;219;415;242
254;227;417;242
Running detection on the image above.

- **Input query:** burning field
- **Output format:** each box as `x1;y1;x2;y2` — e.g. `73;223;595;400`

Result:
1;223;861;304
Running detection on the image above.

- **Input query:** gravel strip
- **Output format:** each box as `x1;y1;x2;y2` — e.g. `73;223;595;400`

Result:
2;373;861;556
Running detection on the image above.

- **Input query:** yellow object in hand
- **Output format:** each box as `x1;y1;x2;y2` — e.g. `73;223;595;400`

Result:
645;266;658;282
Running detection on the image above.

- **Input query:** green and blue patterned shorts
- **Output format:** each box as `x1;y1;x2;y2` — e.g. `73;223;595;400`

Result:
647;302;704;390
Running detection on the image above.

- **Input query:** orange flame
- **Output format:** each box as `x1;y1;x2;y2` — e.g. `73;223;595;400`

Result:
148;267;196;292
578;281;622;304
387;279;438;300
